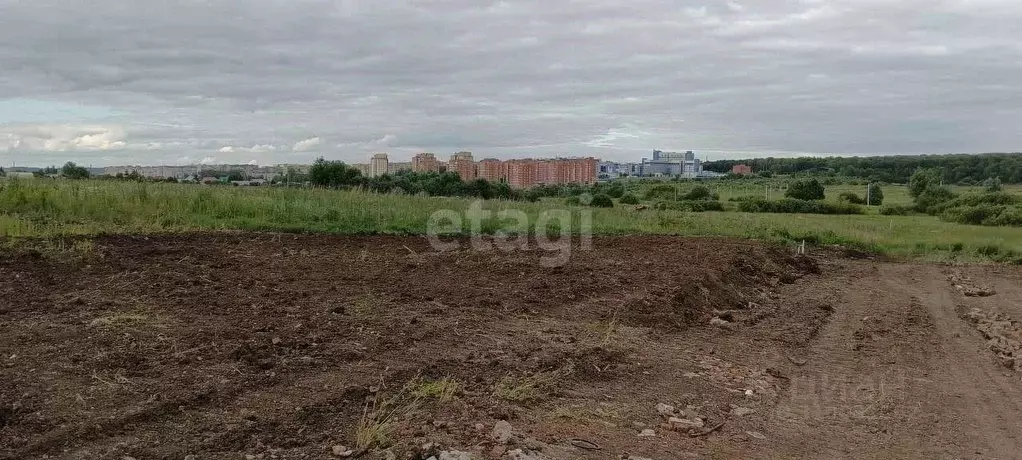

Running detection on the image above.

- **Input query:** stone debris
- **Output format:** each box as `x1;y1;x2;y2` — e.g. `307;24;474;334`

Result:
504;448;545;460
438;451;476;460
746;431;767;440
948;273;996;297
962;307;1021;371
638;429;656;437
492;420;514;444
710;317;734;329
694;357;779;399
331;445;354;457
668;416;705;432
655;403;676;416
730;407;756;417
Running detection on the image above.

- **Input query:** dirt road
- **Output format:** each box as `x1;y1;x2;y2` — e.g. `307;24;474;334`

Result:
1;234;1021;459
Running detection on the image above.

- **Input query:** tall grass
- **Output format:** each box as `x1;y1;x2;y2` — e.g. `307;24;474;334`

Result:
1;179;1021;262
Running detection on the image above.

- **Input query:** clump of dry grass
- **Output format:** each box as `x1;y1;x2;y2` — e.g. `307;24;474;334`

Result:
411;376;460;403
353;379;423;450
494;365;574;402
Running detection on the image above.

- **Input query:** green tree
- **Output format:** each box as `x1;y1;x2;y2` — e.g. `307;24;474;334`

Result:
60;162;91;179
983;177;1003;193
867;183;884;206
309;157;363;188
909;168;943;198
785;178;825;200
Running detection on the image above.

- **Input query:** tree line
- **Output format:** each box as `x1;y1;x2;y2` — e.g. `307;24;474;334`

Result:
703;153;1022;184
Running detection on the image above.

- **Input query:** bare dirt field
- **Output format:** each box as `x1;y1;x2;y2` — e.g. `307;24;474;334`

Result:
2;234;1021;460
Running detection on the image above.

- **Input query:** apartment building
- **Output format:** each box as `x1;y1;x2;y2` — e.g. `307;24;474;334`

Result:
369;153;389;177
388;162;412;174
502;159;538;189
477;158;502;182
731;164;753;175
412;153;440;173
449;151;476;181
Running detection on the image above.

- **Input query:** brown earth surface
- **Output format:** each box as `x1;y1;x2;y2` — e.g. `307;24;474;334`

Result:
1;234;1021;460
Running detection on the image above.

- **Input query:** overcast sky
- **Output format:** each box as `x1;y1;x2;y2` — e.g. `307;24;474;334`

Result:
1;0;1020;167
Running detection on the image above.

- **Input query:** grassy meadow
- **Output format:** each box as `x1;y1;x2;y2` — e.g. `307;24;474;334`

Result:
1;178;1021;262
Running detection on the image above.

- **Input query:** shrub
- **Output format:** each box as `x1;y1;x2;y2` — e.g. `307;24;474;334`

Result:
913;186;956;213
654;200;724;212
838;192;866;205
785;179;825;201
879;205;911;216
589;193;614;208
564;196;581;206
643;184;678;200
867;183;884;205
983;177;1003;193
941;204;1022;227
738;198;863;215
619;193;640;204
682;185;713;201
606;184;625;198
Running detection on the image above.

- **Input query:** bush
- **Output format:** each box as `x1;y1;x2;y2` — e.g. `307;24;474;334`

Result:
564;196;581;206
879;205;911;216
606;184;625;198
738;198;863;215
941;204;1022;227
619;193;640;205
589;193;614;208
909;168;942;198
682;185;713;201
983;177;1003;193
643;184;678;200
785;179;825;200
867;183;884;205
654;200;724;212
837;192;866;205
913;186;956;213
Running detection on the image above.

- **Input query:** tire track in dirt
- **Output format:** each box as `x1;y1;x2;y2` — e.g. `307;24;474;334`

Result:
758;262;1022;459
746;262;945;459
893;264;1022;459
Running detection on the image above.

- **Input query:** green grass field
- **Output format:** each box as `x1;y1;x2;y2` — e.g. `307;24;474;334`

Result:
1;178;1020;262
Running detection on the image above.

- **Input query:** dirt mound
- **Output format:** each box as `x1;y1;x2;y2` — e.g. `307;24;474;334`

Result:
616;249;821;330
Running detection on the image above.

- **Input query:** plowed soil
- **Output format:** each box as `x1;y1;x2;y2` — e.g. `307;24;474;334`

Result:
2;234;1021;459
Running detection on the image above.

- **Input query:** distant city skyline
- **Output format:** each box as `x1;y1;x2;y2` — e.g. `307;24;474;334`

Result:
8;147;1014;169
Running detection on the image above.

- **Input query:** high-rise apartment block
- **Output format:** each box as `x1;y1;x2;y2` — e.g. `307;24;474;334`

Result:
449;151;476;181
412;153;440;173
477;158;502;182
369;153;389;177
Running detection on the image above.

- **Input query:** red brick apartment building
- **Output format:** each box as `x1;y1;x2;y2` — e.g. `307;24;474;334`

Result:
449;151;476;181
412;153;440;173
731;164;753;175
477;158;502;182
409;152;597;188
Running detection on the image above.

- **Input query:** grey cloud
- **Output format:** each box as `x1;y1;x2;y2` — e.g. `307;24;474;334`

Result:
1;0;1021;166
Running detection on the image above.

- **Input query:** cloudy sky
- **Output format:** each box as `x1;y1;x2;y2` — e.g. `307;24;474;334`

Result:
1;0;1020;167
